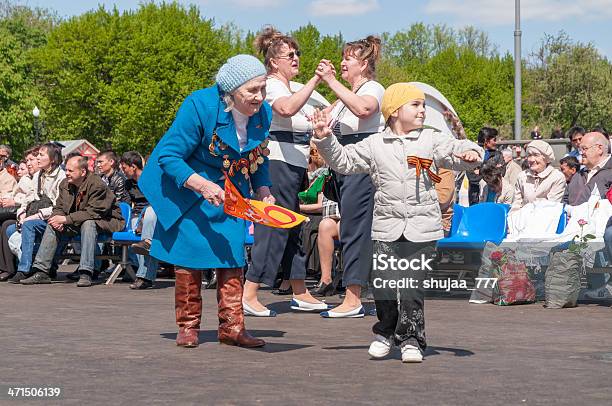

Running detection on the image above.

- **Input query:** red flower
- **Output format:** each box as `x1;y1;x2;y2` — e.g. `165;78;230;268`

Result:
490;251;504;262
578;219;588;226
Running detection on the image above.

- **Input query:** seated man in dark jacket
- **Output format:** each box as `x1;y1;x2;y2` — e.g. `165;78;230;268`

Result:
21;155;125;287
567;131;612;205
97;150;130;203
566;131;612;299
95;150;129;274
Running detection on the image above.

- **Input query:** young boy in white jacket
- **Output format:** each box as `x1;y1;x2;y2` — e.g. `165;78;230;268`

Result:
312;83;483;363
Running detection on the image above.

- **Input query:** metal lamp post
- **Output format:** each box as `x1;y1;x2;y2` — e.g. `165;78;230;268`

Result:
32;106;40;144
514;0;522;140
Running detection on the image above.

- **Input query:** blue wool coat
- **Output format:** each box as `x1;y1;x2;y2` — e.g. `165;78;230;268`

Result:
139;85;272;269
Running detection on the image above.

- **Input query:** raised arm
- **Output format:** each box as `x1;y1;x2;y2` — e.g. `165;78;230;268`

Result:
433;131;484;172
271;75;321;118
317;61;379;119
310;109;372;175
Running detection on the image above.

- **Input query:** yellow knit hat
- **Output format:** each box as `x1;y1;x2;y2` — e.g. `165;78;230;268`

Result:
381;83;426;121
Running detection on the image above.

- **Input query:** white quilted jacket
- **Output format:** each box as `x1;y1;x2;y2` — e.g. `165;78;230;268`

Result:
313;127;483;242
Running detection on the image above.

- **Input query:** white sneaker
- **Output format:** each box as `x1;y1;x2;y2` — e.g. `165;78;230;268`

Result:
368;334;392;358
469;299;489;304
583;284;612;300
400;344;423;363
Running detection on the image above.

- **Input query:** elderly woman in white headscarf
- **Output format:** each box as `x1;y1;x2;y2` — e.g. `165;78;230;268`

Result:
511;140;566;211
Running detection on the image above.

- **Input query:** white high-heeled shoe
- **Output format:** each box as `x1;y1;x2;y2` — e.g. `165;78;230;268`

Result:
290;297;330;311
242;301;277;317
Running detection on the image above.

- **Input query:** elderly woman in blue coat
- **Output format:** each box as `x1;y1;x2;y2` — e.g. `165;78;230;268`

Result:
139;55;275;348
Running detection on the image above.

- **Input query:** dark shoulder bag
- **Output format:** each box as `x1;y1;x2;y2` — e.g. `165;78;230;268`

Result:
25;174;54;217
322;169;340;203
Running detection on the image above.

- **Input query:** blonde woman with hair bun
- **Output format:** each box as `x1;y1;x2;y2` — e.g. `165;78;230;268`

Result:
315;36;386;319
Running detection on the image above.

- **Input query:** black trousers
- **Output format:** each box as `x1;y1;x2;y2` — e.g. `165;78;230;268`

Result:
466;170;481;206
336;172;374;287
299;214;322;277
0;219;17;275
247;160;307;287
371;239;435;351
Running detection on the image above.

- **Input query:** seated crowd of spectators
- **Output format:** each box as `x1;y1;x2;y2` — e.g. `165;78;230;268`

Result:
0;143;157;289
2;125;612;300
462;125;612;299
295;125;611;300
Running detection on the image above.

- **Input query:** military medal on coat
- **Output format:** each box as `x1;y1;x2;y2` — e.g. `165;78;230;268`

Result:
209;133;270;179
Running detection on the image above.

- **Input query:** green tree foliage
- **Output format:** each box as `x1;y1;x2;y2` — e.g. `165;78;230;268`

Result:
0;1;55;153
32;2;234;153
407;48;515;140
1;1;610;155
383;22;435;64
527;32;612;132
379;24;511;139
383;23;495;64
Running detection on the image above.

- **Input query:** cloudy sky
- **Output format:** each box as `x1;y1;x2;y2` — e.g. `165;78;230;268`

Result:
26;0;612;58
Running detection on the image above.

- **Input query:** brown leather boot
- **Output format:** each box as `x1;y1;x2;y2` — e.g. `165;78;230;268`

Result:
217;268;265;348
175;269;202;348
